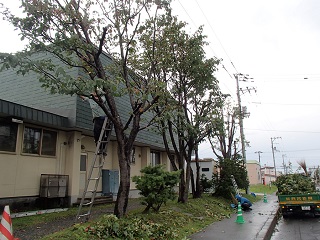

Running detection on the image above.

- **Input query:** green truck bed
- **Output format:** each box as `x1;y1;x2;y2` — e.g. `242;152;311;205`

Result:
278;193;320;217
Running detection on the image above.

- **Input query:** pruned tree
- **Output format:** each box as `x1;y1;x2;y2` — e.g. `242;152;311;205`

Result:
207;99;249;197
0;0;173;218
208;99;238;161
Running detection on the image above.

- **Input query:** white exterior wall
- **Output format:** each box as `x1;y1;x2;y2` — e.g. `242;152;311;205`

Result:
190;160;214;180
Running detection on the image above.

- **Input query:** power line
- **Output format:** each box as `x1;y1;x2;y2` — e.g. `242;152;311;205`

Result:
177;0;240;81
176;0;198;28
191;0;242;100
193;0;238;74
176;0;236;97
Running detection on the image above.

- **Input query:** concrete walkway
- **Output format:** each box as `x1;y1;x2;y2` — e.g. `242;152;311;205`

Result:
189;193;280;240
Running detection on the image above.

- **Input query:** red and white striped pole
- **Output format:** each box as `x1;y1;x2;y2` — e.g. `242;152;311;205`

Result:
0;205;14;240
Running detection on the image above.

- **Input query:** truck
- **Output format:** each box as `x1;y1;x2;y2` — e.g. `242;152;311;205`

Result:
275;173;320;217
278;193;320;217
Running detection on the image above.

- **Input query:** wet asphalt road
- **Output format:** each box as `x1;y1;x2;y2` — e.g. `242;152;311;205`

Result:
271;215;320;240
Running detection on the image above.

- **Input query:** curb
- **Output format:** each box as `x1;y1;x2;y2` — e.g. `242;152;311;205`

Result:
256;207;281;240
263;207;281;240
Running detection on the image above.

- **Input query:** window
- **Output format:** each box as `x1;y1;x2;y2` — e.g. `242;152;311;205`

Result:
0;121;18;152
151;151;160;166
130;147;136;164
202;168;210;172
23;126;57;156
23;127;41;154
42;130;57;156
80;154;87;171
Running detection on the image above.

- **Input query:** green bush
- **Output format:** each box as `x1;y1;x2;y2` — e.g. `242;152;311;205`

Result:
132;165;181;213
212;157;249;198
200;174;214;193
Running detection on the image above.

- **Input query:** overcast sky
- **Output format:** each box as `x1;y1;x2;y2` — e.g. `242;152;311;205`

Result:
1;0;320;172
170;0;320;171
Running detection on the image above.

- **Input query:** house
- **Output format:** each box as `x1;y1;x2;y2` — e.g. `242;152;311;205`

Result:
260;165;276;185
0;52;174;210
190;158;217;180
246;160;261;185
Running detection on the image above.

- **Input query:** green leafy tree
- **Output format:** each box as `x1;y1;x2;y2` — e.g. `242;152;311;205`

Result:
135;13;222;202
132;165;180;213
0;0;172;218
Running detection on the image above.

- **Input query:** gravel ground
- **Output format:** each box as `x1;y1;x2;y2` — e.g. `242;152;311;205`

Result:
14;201;143;240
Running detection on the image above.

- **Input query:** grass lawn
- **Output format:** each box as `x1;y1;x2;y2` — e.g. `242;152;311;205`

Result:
41;195;235;239
249;184;278;194
12;193;262;240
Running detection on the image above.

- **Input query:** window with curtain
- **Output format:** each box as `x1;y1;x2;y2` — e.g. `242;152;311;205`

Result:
23;126;57;156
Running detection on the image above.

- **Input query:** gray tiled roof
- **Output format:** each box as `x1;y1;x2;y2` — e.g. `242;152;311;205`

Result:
0;51;169;150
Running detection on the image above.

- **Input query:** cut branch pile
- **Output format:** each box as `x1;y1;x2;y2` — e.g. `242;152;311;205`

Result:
275;173;316;195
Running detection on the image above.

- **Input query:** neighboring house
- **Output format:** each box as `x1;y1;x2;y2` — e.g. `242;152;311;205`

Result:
0;52;174;210
261;165;276;185
246;160;261;185
190;158;217;180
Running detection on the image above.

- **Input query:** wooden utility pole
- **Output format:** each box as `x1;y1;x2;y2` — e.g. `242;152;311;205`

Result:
234;73;255;194
255;151;263;163
235;74;246;166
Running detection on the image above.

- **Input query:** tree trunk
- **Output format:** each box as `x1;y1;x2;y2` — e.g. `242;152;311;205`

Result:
193;149;202;198
191;169;196;196
184;160;191;200
178;168;187;203
113;140;131;218
142;205;151;214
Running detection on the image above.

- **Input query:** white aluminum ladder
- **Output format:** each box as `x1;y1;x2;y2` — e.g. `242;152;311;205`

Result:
75;117;113;222
231;175;241;196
